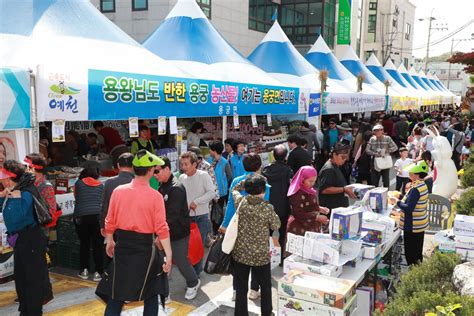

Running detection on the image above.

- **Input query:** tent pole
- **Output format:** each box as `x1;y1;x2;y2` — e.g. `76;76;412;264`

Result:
29;70;39;153
222;115;227;144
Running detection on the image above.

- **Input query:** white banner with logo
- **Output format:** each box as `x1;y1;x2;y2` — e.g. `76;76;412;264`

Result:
36;65;88;122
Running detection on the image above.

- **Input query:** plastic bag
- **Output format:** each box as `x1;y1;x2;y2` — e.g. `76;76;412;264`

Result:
188;222;204;265
204;235;233;275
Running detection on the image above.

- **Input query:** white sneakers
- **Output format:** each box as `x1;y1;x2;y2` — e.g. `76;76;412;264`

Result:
184;279;201;300
249;289;260;300
93;272;102;282
78;269;102;282
78;269;89;280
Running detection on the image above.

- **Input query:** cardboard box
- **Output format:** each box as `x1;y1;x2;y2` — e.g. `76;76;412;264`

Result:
456;248;474;261
304;232;342;251
302;238;340;265
348;184;375;200
369;188;388;213
0;252;14;278
361;222;385;245
345;248;364;268
331;207;363;240
278;272;355;309
455;235;474;250
356;287;374;316
278;294;357;316
270;236;281;270
283;254;343;278
363;244;382;259
453;215;474;237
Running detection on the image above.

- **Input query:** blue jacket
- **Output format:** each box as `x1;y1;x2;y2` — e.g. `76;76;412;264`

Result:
229;154;245;180
209;157;232;198
0;192;36;233
222;172;270;228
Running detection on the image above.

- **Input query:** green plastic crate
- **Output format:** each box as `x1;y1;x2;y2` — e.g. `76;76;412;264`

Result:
56;243;80;270
56;215;80;246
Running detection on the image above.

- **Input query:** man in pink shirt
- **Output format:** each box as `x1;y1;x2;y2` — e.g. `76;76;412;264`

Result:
96;150;172;315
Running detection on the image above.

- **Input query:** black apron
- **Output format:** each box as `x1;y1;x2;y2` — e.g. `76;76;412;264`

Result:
96;230;168;305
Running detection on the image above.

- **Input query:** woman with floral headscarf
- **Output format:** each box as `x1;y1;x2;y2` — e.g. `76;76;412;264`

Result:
286;166;330;236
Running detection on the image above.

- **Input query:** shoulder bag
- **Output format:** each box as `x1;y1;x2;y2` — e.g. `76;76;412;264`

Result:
221;198;244;255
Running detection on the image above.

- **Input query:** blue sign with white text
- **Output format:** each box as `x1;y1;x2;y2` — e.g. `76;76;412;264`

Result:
308;93;321;117
88;70;299;120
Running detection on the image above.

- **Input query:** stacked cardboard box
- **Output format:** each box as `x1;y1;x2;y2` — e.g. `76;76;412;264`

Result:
453;215;474;261
283;254;343;278
277;271;357;316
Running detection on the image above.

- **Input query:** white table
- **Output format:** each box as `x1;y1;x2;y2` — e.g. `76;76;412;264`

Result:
340;229;401;286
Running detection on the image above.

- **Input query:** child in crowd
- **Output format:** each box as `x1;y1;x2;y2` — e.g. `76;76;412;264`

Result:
394;147;412;195
420;151;434;194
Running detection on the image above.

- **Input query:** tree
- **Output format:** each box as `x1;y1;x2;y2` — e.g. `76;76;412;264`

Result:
448;52;474;74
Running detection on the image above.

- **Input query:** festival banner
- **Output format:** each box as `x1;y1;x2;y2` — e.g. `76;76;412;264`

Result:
0;68;31;130
337;0;351;45
322;92;386;114
308;93;322;117
36;66;300;121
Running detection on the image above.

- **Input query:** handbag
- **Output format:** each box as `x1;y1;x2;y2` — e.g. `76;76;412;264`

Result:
210;200;224;226
204;234;233;275
374;155;393;171
221;199;244;255
188;222;204;265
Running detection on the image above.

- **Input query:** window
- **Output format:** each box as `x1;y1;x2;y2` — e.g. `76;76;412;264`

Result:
404;58;409;69
369;1;377;10
249;0;279;33
197;0;211;19
100;0;115;13
323;0;335;48
368;14;377;33
405;23;411;40
132;0;148;11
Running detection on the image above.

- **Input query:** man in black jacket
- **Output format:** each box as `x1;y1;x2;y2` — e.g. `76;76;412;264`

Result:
262;145;293;265
287;134;312;174
99;153;134;233
155;157;201;301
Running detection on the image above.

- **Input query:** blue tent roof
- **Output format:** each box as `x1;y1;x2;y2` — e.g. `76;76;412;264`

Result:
143;0;249;65
339;46;380;84
383;60;409;89
365;55;394;84
409;68;430;90
0;0;137;46
305;36;354;81
398;64;424;90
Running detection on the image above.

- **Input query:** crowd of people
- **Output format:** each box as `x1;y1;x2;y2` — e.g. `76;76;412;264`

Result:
0;107;472;315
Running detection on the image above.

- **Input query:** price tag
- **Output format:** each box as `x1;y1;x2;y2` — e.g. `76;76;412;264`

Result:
233;113;239;129
169;116;178;135
158;116;167;135
267;113;272;126
129;117;139;138
52;119;65;143
251;114;258;128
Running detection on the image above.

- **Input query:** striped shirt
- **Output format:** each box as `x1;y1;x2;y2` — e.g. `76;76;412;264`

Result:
365;135;398;157
397;180;429;233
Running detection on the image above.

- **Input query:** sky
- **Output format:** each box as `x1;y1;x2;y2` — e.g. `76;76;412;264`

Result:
410;0;474;58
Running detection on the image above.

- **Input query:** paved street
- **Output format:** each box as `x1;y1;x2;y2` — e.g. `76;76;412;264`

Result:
0;170;399;315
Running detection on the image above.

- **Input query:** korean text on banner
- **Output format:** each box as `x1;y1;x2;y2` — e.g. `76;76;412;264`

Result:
308;93;321;117
36;65;88;122
88;70;299;120
337;0;351;45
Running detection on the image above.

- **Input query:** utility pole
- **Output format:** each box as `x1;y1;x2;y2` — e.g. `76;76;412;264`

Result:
447;35;474;89
424;9;435;72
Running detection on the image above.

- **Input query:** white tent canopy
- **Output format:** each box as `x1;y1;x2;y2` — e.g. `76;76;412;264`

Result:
143;0;284;86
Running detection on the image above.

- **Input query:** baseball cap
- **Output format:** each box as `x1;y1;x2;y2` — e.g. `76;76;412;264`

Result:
372;124;384;131
132;150;164;167
404;160;429;174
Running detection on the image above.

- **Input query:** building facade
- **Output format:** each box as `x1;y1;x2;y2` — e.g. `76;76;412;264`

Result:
358;0;415;67
90;0;340;57
414;61;469;96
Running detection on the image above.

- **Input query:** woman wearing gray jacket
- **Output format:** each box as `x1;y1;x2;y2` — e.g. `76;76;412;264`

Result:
74;167;104;281
448;122;465;170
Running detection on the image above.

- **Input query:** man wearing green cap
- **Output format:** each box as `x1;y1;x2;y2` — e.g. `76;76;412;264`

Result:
395;160;429;266
96;149;172;315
